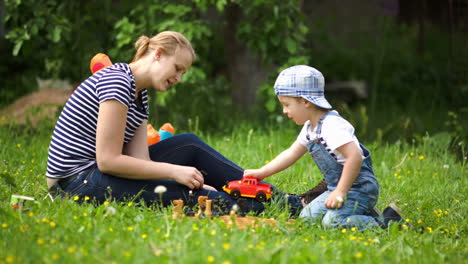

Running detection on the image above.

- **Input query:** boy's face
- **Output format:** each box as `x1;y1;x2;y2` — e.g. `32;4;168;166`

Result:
277;95;310;125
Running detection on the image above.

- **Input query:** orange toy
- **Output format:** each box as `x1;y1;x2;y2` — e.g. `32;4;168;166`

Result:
147;124;161;146
147;123;175;146
90;53;113;74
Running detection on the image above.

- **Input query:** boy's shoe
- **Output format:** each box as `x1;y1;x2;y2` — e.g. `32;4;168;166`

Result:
383;203;412;229
299;180;328;205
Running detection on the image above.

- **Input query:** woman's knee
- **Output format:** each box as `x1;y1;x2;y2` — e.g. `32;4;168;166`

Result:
177;133;202;143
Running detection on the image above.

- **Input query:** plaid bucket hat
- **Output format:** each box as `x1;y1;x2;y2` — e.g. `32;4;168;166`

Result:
274;65;332;109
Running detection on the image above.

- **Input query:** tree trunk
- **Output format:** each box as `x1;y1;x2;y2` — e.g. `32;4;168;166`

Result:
223;3;271;108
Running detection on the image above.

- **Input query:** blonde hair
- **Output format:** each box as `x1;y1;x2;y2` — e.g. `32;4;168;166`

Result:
131;31;196;63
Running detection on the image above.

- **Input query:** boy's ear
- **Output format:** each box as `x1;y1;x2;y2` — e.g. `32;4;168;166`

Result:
303;99;314;107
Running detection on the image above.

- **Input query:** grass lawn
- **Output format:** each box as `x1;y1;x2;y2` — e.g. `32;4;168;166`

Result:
0;122;466;264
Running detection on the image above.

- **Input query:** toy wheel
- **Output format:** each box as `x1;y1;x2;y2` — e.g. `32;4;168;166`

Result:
231;189;241;199
256;192;267;202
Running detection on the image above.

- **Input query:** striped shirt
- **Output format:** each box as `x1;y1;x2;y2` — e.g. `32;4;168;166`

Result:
46;63;148;178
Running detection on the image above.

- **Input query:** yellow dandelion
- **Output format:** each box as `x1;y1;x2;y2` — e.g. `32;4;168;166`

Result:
346;218;351;223
73;216;78;220
223;243;231;250
127;202;133;207
142;234;148;239
210;230;216;236
67;247;76;253
109;227;113;232
418;155;424;160
2;223;8;228
52;253;59;260
207;256;215;263
73;196;79;201
351;227;356;232
405;218;411;223
341;228;347;233
6;256;15;263
103;201;110;205
28;212;34;217
455;199;460;203
37;238;45;245
50;222;56;228
302;181;308;185
427;227;433;233
127;226;134;231
192;224;199;231
124;251;131;257
84;196;90;201
304;238;309;242
222;261;232;264
82;212;87;217
16;144;21;148
355;252;363;258
417;219;423;224
19;226;25;232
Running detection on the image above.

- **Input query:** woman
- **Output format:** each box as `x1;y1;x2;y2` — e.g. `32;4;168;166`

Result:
46;31;302;213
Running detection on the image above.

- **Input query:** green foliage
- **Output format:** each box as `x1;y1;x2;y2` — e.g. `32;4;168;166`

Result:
2;1;465;143
0;123;467;263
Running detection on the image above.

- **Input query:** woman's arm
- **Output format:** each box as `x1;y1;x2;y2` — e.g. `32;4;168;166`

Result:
122;120;150;161
244;140;307;180
96;100;204;189
324;141;362;209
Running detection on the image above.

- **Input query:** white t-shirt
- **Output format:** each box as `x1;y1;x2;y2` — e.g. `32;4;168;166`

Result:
297;111;362;164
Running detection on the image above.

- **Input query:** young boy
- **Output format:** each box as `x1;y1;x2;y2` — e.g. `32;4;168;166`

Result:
244;65;403;230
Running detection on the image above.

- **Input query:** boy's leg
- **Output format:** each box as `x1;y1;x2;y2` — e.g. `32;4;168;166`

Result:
299;191;330;220
321;189;379;230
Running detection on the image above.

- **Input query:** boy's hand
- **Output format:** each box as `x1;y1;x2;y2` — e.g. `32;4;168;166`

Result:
325;190;347;209
243;169;268;181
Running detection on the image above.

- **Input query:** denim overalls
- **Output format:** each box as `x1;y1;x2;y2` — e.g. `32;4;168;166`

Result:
299;112;380;230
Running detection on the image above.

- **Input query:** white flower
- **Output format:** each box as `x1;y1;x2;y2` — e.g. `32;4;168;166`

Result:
105;206;116;215
443;164;450;169
154;185;167;194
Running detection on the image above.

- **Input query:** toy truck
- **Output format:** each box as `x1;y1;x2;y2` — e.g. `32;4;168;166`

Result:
222;176;272;202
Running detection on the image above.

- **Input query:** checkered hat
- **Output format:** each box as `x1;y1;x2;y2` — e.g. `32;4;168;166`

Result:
274;65;332;109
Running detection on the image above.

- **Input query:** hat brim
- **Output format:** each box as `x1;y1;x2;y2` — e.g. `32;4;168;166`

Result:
301;95;332;109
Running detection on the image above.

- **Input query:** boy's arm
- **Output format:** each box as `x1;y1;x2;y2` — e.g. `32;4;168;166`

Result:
244;140;307;180
324;141;363;209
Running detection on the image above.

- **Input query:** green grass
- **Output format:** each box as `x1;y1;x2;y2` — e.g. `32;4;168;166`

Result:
0;122;466;264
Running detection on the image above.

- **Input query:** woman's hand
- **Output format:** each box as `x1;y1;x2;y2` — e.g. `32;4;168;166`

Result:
325;189;347;209
171;165;205;189
243;168;268;180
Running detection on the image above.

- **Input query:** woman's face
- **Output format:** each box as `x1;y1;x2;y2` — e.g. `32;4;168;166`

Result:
150;47;193;92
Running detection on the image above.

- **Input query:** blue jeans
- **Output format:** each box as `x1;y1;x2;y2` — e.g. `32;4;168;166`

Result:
56;133;301;214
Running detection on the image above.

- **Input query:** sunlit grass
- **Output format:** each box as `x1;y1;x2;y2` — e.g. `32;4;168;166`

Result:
0;122;466;263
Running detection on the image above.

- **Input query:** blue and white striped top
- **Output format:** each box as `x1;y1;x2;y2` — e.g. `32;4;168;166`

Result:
46;63;149;178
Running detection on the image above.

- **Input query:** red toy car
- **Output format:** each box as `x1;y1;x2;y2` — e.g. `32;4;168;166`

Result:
222;176;272;202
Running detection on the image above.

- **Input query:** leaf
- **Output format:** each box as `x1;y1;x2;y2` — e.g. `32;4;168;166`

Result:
52;26;62;43
285;37;297;54
12;40;23;56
